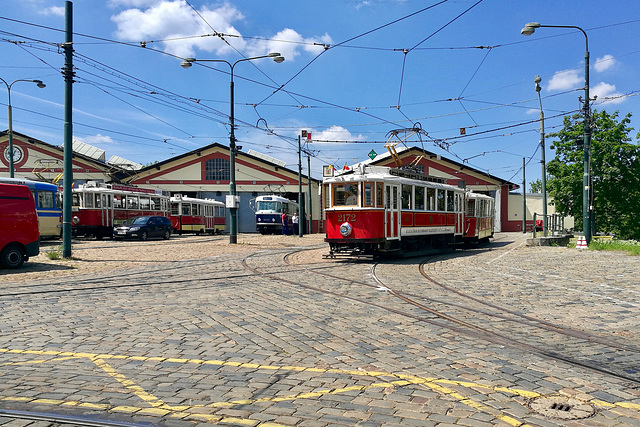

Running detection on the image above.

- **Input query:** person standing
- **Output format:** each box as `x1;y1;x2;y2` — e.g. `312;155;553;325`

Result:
281;212;289;235
292;212;299;236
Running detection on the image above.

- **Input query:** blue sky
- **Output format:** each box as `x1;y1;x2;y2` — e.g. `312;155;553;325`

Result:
1;0;639;186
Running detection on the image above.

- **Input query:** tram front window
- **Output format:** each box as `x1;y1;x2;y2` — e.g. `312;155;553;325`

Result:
333;183;358;206
257;201;280;212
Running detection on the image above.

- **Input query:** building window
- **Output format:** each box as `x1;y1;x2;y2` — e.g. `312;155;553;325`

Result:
206;158;230;181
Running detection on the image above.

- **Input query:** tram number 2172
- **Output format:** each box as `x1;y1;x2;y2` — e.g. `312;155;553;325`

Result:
337;213;357;222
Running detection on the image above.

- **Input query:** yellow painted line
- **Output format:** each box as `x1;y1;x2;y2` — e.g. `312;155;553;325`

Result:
90;357;167;408
3;346;639;424
0;356;83;366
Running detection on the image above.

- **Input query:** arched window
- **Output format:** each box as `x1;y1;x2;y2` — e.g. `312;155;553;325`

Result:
206;158;230;181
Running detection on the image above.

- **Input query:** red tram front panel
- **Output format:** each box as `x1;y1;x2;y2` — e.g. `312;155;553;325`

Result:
325;210;385;240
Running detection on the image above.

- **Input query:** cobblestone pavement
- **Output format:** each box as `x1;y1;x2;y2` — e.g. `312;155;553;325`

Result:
1;232;639;426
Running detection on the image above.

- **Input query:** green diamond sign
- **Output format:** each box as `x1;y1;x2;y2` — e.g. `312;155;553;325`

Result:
368;149;377;160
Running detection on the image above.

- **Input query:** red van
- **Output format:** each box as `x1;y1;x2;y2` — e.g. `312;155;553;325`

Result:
0;183;40;268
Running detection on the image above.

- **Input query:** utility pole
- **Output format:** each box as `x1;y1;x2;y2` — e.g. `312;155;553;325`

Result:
62;0;74;259
522;157;526;233
297;134;303;237
307;152;312;234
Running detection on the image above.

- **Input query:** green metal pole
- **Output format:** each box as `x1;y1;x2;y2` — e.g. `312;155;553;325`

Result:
298;135;303;237
582;47;592;244
307;152;312;234
62;1;74;259
522;157;526;233
535;76;548;237
7;91;14;178
228;67;237;244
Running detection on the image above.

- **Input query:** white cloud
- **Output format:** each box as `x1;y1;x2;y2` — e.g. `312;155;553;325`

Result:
547;69;582;91
247;29;332;60
111;1;331;60
39;6;65;16
591;82;625;105
310;126;365;143
594;54;617;72
111;1;246;57
74;134;116;146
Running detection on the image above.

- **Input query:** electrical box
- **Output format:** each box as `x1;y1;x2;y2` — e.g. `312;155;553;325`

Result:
225;195;240;208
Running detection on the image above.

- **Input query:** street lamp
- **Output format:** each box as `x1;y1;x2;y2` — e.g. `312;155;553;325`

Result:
534;75;548;237
521;22;592;244
0;78;46;178
181;52;285;244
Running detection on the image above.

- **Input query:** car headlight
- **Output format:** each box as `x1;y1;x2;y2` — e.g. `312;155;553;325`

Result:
72;216;80;225
339;222;352;237
130;226;140;231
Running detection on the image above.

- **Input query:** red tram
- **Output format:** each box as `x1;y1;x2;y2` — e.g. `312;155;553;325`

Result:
71;182;171;239
323;165;494;257
170;194;226;235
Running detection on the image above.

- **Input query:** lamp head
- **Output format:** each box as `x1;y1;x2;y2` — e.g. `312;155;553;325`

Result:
33;80;46;88
180;58;196;69
272;56;285;64
521;22;541;36
534;75;542;92
267;52;281;57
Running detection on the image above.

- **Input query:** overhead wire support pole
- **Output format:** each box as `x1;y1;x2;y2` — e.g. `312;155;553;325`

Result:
307;150;312;234
535;76;548;237
62;0;74;259
180;53;285;244
298;134;303;237
522;157;526;234
521;22;592;244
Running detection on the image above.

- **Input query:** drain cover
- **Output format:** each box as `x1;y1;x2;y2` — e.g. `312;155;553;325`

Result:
527;395;596;420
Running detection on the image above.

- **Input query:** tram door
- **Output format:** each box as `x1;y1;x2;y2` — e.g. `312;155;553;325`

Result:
385;184;401;240
455;192;464;235
100;193;113;229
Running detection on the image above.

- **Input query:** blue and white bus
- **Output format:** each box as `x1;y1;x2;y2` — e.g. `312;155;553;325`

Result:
0;177;62;238
251;194;298;234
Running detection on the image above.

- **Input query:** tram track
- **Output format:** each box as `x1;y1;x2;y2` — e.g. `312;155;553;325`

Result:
275;245;640;385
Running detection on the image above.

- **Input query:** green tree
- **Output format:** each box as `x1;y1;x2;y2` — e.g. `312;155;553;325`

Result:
529;179;542;193
546;110;640;239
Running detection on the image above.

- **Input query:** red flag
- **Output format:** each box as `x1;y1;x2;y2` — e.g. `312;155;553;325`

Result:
343;162;349;171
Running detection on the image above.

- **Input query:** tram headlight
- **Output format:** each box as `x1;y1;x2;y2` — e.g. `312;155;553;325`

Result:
72;216;80;225
339;222;353;237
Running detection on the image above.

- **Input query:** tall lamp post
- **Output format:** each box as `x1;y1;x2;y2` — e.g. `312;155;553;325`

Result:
534;75;548;237
521;22;592;244
0;78;46;178
181;53;285;244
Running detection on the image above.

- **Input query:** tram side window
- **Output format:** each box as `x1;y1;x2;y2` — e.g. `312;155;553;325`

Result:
38;190;55;209
392;186;398;209
152;197;161;211
466;198;476;216
182;203;191;215
376;182;383;208
437;189;445;211
333;182;358;206
85;193;94;208
127;195;139;210
415;186;425;210
402;184;412;210
94;194;101;208
323;184;330;209
72;193;81;207
140;197;150;211
447;191;454;212
363;182;374;207
427;187;436;210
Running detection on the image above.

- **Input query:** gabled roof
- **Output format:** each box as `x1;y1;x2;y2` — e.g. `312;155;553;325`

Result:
130;141;322;184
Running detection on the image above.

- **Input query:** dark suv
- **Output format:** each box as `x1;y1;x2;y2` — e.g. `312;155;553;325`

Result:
113;216;173;241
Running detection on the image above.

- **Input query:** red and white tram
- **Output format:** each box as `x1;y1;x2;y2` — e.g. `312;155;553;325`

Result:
464;192;495;244
170;194;226;235
71;182;170;239
323;165;494;257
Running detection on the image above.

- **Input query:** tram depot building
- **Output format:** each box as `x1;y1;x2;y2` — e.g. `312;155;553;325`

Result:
1;130;562;234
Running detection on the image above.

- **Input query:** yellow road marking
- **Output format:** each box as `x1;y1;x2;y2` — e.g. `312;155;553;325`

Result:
2;346;639;426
